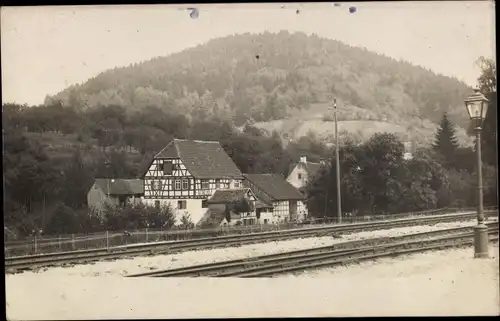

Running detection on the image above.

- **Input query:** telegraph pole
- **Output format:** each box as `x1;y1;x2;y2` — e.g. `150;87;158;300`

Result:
334;98;342;224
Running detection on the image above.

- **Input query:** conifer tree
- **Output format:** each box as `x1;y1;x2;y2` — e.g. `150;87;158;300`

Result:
433;113;459;168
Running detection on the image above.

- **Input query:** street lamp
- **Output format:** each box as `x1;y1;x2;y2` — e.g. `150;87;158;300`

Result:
464;88;490;259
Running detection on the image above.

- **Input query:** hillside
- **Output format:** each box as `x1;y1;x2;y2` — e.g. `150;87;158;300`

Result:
254;102;473;148
46;31;474;145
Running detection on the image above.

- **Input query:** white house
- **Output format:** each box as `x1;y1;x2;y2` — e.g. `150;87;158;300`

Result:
286;156;325;190
87;178;144;213
403;141;415;160
243;173;308;224
142;139;244;226
197;188;259;227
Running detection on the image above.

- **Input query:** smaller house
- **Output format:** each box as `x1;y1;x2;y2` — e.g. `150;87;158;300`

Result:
87;178;144;212
199;188;258;227
286;156;326;190
403;141;415;160
243;173;307;224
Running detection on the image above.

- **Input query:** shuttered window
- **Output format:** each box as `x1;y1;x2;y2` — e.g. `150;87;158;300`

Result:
163;161;173;175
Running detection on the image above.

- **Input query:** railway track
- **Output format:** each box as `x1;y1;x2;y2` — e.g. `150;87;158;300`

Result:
4;210;497;273
128;222;499;278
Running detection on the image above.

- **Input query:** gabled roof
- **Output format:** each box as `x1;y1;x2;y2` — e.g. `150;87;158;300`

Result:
94;179;144;196
255;199;274;209
153;139;243;179
208;188;252;204
305;162;323;176
197;202;244;227
243;173;305;201
288;160;324;177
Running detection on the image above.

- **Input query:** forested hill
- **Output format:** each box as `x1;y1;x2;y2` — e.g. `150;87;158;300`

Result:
47;31;472;131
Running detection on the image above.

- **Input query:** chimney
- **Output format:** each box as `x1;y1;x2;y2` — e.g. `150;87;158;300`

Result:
300;156;307;164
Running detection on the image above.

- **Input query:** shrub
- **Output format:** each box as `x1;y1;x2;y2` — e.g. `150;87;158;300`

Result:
45;202;81;234
179;212;194;229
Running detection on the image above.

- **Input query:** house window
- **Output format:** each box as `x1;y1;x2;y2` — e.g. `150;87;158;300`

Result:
177;200;187;210
234;181;241;188
154;200;160;209
264;219;269;224
182;179;189;190
298;173;302;180
201;180;209;189
202;200;208;208
215;179;221;188
162;161;173;175
174;180;181;190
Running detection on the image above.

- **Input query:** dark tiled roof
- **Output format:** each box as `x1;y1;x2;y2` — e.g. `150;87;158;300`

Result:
197;206;241;226
305;162;323;176
243;173;305;201
154;139;243;179
255;200;273;209
94;179;144;196
208;188;251;204
196;207;226;227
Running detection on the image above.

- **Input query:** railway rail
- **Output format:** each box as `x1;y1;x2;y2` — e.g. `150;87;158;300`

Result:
5;210;497;273
128;222;499;278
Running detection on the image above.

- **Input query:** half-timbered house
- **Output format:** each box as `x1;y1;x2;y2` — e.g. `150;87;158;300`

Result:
243;173;308;224
142;139;244;225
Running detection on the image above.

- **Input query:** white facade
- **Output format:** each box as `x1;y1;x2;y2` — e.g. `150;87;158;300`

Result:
287;164;309;189
298;201;308;220
142;198;206;226
257;211;274;224
286;156;322;190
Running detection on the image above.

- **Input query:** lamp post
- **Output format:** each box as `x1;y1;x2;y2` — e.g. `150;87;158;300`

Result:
464;88;490;259
333;98;342;224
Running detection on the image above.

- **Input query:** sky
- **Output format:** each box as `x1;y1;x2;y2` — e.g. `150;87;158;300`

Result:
1;2;496;106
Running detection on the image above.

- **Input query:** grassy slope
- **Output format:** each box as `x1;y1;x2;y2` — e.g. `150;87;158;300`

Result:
254;102;473;148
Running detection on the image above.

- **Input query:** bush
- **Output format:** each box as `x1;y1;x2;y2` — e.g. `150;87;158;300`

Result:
103;202;176;231
440;169;475;208
148;203;176;229
45;202;82;234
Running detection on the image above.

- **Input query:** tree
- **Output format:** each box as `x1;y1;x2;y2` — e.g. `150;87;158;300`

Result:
62;150;94;209
481;91;497;167
148;204;176;229
45;202;82;235
476;57;497;167
360;133;405;214
397;155;449;211
441;169;475;208
433;113;459;168
305;133;405;218
179;212;195;229
305;162;337;217
476;57;496;94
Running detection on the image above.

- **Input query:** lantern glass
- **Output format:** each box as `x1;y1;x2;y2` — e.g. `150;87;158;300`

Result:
466;100;483;119
481;100;489;119
465;90;489;121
